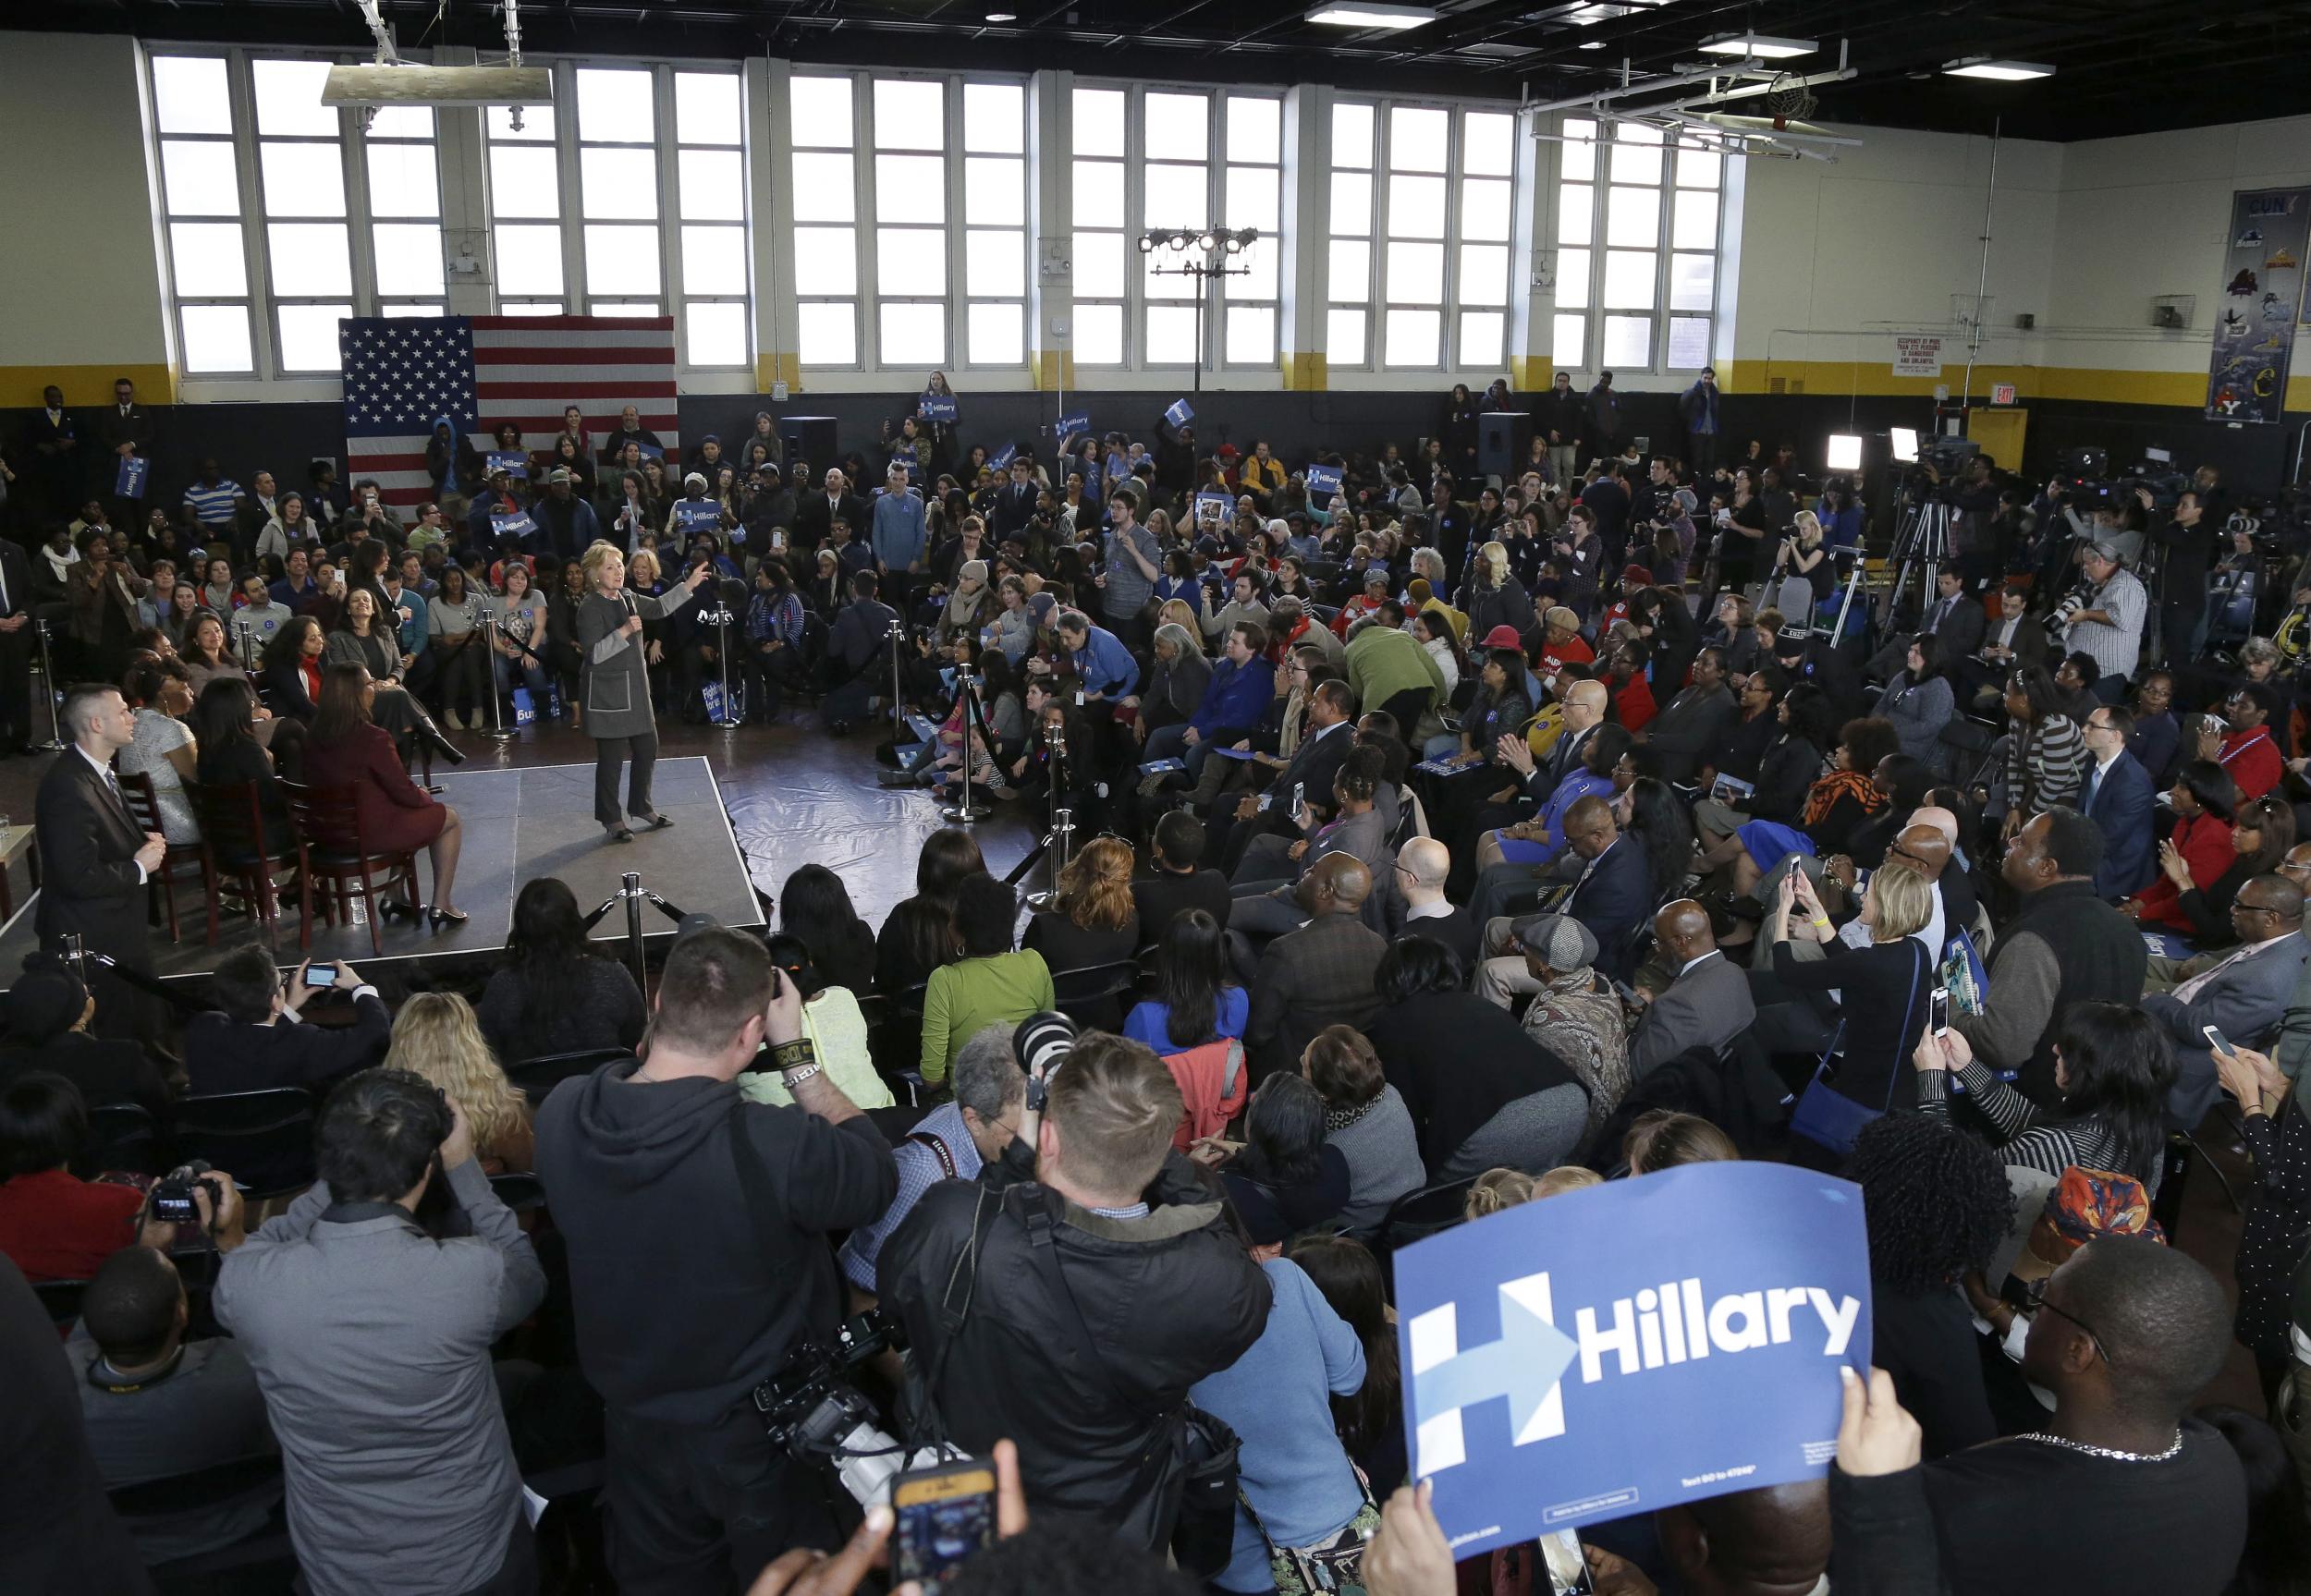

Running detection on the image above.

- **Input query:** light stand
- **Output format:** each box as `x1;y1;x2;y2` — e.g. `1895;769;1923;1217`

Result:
939;662;993;824
1877;484;1956;634
703;579;743;729
32;618;65;751
475;603;516;741
1140;227;1260;394
886;616;907;745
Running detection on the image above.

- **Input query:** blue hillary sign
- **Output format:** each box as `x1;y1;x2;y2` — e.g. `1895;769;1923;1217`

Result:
989;442;1017;471
1164;398;1194;429
1058;412;1090;440
489;508;536;542
919;395;959;423
1305;464;1342;505
486;450;530;480
116;455;150;500
1192;490;1232;528
673;499;725;536
1397;1163;1869;1556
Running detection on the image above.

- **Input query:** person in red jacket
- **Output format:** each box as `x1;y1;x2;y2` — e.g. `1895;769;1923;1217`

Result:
2123;761;2238;933
2219;683;2283;801
1604;638;1658;734
301;663;467;927
0;1072;221;1283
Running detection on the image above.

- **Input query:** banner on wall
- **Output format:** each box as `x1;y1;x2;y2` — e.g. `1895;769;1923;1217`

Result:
1891;336;1944;378
2207;188;2311;424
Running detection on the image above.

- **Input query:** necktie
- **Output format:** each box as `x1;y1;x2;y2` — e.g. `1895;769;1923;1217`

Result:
1933;598;1952;630
2084;761;2104;813
102;764;130;822
2172;943;2269;1006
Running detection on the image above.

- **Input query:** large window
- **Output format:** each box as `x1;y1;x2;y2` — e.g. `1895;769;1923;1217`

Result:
674;69;749;367
153;55;256;374
576;66;662;315
485;100;564;313
151;50;449;376
1070;85;1128;367
786;73;1027;372
1553;118;1719;373
1327;100;1514;373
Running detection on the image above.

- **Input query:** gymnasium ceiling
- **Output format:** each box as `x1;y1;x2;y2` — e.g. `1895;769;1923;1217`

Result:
29;0;2311;141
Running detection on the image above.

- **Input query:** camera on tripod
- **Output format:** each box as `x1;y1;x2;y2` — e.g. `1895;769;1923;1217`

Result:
753;1308;912;1505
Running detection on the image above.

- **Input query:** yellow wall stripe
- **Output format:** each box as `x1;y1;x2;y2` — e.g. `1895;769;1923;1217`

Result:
0;365;177;408
1717;358;2310;412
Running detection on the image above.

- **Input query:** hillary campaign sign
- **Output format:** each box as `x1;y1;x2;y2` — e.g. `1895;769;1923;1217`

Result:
116;455;150;500
1305;464;1343;505
1396;1163;1868;1556
1164;398;1194;429
918;394;959;423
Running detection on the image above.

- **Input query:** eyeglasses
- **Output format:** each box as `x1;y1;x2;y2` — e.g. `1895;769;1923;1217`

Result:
2233;899;2286;921
2024;1277;2111;1365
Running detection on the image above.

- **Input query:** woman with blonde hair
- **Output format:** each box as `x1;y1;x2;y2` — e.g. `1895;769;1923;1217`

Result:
385;992;534;1173
1022;835;1141;1009
577;539;712;842
1464;539;1530;641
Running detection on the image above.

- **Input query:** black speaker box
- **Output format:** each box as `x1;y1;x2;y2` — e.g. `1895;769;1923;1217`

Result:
1477;412;1533;481
780;416;839;478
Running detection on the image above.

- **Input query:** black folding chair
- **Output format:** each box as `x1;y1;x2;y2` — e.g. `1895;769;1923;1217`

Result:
505;1048;633;1107
118;1454;295;1587
82;1102;163;1177
1376;1176;1482;1295
1051;958;1143;1029
488;1172;549;1212
33;1277;91;1325
173;1088;316;1200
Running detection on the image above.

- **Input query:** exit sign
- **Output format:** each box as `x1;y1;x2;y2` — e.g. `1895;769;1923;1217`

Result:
1990;384;2018;406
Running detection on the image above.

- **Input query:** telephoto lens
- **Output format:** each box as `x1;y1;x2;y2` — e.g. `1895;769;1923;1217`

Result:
1013;1010;1079;1078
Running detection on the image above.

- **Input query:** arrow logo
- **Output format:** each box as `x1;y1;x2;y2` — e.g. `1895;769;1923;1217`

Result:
1408;1273;1580;1475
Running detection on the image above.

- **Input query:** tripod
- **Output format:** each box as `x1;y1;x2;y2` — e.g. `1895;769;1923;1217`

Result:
1877;491;1958;634
703;588;743;729
939;662;994;824
886;617;908;745
476;605;516;741
1821;546;1867;644
581;870;692;994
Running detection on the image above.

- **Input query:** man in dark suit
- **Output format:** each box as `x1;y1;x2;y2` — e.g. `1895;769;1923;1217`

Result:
0;535;36;753
182;948;392;1095
1244;854;1386;1081
2144;873;2305;1127
1212;680;1355;875
1957;580;2049;707
22;384;82;523
35;684;165;1041
791;467;865;562
2082;704;2156;900
1476;794;1652;1003
1872;570;1985;681
97;377;153;532
1642;645;1738;784
1627;900;1756;1077
987;457;1042;542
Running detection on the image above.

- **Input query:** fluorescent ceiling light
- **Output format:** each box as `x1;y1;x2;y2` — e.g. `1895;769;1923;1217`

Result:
1943;57;2055;79
1826;434;1864;472
1699;33;1816;59
1307;3;1437;30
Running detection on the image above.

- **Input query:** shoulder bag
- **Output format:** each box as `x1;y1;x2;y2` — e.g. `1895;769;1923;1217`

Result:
1240;1474;1381;1596
1789;937;1926;1158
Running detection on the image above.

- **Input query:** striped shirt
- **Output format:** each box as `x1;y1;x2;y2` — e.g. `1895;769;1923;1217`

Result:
182;478;242;528
2065;567;2146;683
1918;1058;2154;1194
2001;713;2085;817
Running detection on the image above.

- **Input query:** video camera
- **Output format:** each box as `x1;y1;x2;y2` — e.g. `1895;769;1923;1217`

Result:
754;1308;913;1505
2050;445;2189;513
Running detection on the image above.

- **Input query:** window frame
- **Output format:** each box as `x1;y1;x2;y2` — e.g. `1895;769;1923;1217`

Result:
1550;116;1722;378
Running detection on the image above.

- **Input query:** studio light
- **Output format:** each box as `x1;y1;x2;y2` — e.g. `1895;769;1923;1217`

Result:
1170;229;1193;250
1942;57;2055;79
1306;3;1437;30
1826;434;1864;472
1137;232;1158;253
1889;427;1920;464
1197;230;1220;252
1698;34;1816;59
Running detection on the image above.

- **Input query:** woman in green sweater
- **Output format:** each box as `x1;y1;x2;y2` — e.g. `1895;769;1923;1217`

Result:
919;872;1054;1083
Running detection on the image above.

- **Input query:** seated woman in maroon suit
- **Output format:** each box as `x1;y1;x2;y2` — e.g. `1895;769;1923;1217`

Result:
302;662;466;927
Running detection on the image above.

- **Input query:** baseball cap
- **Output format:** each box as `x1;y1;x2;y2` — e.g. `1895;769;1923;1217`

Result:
545;466;572;485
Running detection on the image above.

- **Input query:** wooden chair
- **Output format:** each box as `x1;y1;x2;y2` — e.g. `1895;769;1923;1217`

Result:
117;769;203;944
182;777;290;946
278;779;421;955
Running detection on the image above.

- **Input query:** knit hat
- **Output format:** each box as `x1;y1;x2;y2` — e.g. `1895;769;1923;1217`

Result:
684;471;708;492
1510;914;1598;971
1363;568;1390;590
1406;578;1434;605
959;559;988;585
1478;624;1524;651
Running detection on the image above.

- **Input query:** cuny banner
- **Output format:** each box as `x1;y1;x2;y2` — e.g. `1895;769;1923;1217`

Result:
1395;1162;1869;1557
2207;189;2311;424
342;315;680;506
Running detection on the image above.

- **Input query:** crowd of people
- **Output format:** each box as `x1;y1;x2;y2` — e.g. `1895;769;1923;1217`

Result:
4;375;2309;1596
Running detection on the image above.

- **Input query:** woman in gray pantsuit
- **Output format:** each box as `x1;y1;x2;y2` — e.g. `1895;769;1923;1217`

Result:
578;539;711;841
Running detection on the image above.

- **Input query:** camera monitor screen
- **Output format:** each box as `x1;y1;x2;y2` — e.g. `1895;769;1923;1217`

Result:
1889;427;1920;463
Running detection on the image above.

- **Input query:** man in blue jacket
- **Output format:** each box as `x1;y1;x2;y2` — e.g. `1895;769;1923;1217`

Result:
1143;619;1275;780
1057;609;1137;701
2082;704;2155;899
869;460;926;616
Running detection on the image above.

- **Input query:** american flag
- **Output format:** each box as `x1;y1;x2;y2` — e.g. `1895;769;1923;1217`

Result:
340;314;680;508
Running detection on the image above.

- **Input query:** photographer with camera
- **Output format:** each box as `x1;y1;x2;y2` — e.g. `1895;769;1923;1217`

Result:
216;1066;546;1596
879;1019;1269;1559
536;926;896;1592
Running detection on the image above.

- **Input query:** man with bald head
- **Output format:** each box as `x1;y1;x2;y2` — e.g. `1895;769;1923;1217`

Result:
1386;836;1478;968
1244;853;1387;1080
1628;899;1757;1077
2145;872;2307;1127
